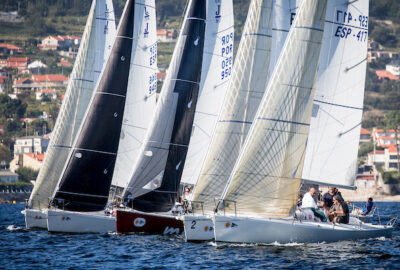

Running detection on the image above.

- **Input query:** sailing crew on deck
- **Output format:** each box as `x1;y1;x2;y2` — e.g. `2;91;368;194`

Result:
334;187;344;202
301;187;326;222
181;186;193;213
363;197;374;215
328;195;349;224
321;187;335;210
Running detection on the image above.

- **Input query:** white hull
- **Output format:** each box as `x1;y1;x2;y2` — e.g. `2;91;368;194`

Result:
182;215;214;241
213;215;393;244
47;209;115;233
23;209;47;230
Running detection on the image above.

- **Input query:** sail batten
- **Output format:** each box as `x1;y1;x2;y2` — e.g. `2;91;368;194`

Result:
28;0;116;210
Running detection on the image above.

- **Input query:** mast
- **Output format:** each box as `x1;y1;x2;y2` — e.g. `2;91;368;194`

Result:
301;0;369;189
121;0;207;212
219;0;327;218
51;0;136;212
28;0;116;210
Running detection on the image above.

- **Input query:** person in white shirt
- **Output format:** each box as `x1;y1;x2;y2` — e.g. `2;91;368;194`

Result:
301;187;326;222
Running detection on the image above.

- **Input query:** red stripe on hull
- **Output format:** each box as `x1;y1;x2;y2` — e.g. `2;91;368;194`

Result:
116;209;184;235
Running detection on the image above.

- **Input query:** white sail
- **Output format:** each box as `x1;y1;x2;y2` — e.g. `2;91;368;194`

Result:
29;0;116;210
220;0;327;218
111;0;158;190
302;0;369;189
192;0;274;211
270;0;301;74
181;0;234;185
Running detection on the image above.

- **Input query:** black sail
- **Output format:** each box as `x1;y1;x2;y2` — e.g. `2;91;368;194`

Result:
53;0;135;212
130;0;206;212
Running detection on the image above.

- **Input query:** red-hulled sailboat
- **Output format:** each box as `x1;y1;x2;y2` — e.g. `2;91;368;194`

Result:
116;0;234;235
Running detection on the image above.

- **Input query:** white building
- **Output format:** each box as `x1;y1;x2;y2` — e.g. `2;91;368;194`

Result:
13;136;50;156
386;60;400;76
0;170;18;183
367;144;400;171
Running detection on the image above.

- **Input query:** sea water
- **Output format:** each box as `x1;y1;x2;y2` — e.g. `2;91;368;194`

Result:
1;202;399;269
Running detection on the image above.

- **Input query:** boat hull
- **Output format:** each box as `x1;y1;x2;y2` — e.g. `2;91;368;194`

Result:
23;209;47;230
116;209;183;235
47;209;115;233
213;215;393;244
182;215;214;241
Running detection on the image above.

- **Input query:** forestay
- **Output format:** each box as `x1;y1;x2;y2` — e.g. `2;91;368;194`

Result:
29;0;116;210
181;0;234;186
111;0;157;191
302;0;369;189
122;0;207;212
192;0;274;211
219;0;327;219
51;0;137;212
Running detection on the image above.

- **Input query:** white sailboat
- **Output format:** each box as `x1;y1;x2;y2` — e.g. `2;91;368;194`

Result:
23;0;116;230
213;0;394;244
46;0;157;233
116;0;234;235
183;0;303;241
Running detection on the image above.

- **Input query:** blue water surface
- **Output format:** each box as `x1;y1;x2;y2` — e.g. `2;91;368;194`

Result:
1;202;399;269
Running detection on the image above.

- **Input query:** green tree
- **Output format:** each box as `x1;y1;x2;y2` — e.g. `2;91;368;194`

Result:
0;144;12;163
16;167;39;183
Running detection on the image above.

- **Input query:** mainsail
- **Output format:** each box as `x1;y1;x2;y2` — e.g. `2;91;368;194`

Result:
192;0;274;211
111;0;158;191
121;0;207;212
29;0;116;210
302;0;369;189
51;0;137;212
219;0;327;218
180;0;234;186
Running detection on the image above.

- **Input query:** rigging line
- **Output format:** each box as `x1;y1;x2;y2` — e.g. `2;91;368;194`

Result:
294;26;324;32
72;78;94;83
56;190;108;198
314;99;363;110
218;119;253;124
193;122;211;138
338;122;361;137
214;25;234;36
317;106;344;126
194;111;218;117
345;57;367;72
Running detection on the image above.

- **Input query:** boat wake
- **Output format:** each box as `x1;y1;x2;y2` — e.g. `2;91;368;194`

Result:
6;225;23;231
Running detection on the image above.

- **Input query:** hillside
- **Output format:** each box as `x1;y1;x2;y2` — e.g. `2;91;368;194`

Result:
0;0;399;130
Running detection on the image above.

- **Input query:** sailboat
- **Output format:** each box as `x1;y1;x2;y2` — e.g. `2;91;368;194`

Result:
46;0;157;233
23;0;116;230
183;0;274;241
116;0;234;235
183;0;304;241
213;0;393;244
